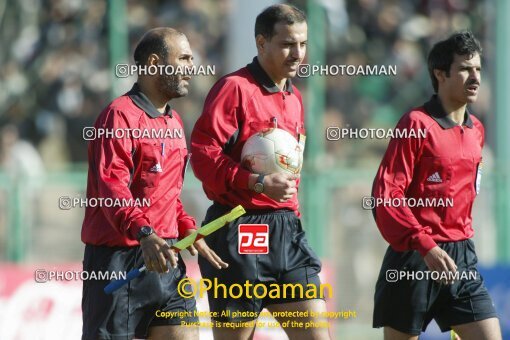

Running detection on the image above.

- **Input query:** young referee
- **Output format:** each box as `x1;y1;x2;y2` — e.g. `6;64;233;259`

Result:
372;31;502;340
190;4;330;340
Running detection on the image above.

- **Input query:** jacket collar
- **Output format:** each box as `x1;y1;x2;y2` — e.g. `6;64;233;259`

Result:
423;95;473;129
246;57;294;94
127;83;172;118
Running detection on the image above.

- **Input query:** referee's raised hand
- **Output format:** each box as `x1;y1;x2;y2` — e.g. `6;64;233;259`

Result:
423;246;458;285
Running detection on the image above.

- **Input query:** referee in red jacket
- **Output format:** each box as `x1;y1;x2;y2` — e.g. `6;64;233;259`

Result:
81;28;225;340
372;31;502;340
191;4;330;340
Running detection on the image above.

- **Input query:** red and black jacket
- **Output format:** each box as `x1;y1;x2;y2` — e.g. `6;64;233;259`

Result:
190;57;305;212
81;84;196;247
372;95;484;256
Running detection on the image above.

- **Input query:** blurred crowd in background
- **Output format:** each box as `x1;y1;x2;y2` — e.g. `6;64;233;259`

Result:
0;0;492;174
1;0;230;171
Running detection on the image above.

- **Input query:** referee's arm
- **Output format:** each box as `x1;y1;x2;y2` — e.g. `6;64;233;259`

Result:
372;114;437;257
190;79;252;194
91;108;150;240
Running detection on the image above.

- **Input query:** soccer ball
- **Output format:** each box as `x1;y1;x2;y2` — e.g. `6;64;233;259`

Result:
241;128;303;175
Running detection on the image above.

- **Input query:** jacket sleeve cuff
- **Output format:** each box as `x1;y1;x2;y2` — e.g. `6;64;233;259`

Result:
178;218;197;238
412;233;438;257
128;217;151;240
232;167;251;190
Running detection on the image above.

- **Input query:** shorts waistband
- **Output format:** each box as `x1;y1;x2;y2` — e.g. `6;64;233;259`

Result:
436;238;473;247
211;202;295;216
86;238;178;251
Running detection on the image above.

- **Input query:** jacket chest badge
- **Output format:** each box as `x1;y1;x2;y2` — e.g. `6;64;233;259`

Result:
475;161;483;194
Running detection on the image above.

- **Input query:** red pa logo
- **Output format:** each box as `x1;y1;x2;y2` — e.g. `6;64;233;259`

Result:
238;224;269;254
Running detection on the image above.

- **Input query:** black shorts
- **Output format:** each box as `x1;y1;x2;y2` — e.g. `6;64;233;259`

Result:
198;203;323;322
82;239;198;340
373;239;498;335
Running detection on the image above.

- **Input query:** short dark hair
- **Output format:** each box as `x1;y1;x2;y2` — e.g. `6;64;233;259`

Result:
427;31;482;92
255;4;306;40
134;35;169;66
133;28;184;66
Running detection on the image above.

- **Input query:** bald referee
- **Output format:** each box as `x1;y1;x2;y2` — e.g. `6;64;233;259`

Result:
81;28;226;340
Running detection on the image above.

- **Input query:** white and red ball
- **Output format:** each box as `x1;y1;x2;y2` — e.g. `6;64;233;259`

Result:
241;128;303;175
